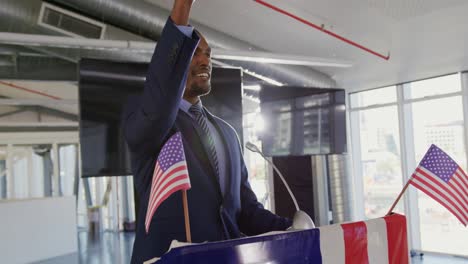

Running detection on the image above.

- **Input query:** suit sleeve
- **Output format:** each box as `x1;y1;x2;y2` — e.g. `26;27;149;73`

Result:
124;18;199;157
237;145;292;235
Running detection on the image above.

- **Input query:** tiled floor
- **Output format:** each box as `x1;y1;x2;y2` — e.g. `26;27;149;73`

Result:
36;231;467;264
35;231;134;264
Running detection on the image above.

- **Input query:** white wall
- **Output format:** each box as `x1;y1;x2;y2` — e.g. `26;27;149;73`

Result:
0;196;78;264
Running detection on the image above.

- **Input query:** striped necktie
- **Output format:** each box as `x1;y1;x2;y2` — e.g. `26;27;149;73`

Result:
189;104;219;176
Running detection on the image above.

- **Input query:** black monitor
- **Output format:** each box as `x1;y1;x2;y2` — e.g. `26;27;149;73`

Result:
259;85;346;156
79;58;243;177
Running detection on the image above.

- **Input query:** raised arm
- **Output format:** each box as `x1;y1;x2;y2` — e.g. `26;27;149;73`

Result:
171;0;194;25
124;0;199;157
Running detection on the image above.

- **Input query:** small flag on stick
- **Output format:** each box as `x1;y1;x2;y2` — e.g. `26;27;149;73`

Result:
145;132;192;234
387;144;468;226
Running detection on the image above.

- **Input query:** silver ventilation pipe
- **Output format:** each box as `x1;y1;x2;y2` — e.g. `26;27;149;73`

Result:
328;154;353;223
49;0;336;87
0;0;150;65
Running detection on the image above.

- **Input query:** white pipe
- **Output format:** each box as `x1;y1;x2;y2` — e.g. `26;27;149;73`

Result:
0;32;352;68
0;99;78;106
214;50;353;68
0;32;155;52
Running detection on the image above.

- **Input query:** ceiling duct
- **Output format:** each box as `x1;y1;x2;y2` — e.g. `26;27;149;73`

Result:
48;0;336;87
0;0;150;78
38;2;106;39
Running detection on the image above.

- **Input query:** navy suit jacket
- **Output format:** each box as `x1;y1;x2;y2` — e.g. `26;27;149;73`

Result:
124;18;291;263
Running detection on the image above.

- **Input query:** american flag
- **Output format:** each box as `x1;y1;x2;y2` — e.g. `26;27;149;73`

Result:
410;144;468;226
145;132;191;233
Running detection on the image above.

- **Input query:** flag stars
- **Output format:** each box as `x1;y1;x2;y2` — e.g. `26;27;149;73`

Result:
421;145;458;183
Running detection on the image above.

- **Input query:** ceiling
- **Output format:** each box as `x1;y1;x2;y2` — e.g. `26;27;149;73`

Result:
1;0;467;93
147;0;468;91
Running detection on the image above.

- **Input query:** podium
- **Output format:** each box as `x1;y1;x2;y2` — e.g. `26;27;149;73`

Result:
150;214;409;264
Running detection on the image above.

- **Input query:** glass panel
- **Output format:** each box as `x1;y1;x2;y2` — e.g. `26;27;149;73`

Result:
9;145;52;199
86;177;108;231
303;108;330;154
357;106;404;219
410;96;468;256
58;144;78;196
0;146;6;199
243;110;270;209
404;74;461;100
85;176;131;231
296;93;330;108
77;178;88;229
350;86;397;108
117;176;136;231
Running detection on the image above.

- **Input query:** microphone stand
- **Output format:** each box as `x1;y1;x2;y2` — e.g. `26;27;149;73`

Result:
246;142;315;230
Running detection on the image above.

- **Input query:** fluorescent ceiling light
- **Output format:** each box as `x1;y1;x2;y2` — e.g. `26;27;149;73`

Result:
0;33;352;68
244;85;261;91
212;49;352;68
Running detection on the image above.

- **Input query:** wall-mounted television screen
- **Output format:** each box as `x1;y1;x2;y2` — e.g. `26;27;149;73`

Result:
259;85;346;156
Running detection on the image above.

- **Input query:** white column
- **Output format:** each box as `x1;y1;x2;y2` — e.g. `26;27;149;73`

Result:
460;72;468;169
27;147;33;197
397;83;420;251
6;144;13;199
52;143;60;196
349;110;365;221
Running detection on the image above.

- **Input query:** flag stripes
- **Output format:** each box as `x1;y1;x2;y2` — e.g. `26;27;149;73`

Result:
449;171;468;207
407;144;468;226
317;214;409;264
366;218;389;264
342;222;369;264
144;132;191;234
319;224;345;263
453;170;468;202
384;214;408;264
416;167;468;214
412;166;468;225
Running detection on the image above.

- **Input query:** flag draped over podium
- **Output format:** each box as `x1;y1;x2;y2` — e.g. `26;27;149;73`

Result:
149;214;409;264
145;132;191;233
409;144;468;226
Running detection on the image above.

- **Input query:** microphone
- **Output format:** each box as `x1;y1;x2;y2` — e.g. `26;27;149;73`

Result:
246;142;315;230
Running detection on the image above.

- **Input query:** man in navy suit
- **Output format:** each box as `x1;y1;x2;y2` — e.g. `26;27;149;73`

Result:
124;0;292;262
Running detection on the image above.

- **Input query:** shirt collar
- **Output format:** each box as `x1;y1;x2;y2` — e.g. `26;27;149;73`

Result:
179;98;203;118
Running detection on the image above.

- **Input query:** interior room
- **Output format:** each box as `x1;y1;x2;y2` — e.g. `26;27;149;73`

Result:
0;0;467;263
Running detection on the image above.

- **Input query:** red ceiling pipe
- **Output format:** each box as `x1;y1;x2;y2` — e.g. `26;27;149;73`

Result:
254;0;390;60
0;80;62;100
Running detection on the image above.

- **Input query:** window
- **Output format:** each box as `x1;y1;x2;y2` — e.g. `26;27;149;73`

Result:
0;146;6;199
58;144;78;196
409;96;468;256
350;86;396;108
243;106;271;210
9;145;53;199
352;106;404;219
350;73;468;258
404;74;461;100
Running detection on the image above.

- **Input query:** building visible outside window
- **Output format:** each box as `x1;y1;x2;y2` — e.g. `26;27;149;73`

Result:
350;86;404;219
404;74;468;256
350;74;468;257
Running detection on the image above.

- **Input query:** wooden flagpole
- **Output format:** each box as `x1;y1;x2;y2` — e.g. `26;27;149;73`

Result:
386;176;414;216
182;190;192;242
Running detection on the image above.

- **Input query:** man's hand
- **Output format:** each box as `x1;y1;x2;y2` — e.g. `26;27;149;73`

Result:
171;0;195;26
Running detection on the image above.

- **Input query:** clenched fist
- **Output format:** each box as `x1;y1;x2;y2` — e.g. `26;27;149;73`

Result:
171;0;195;26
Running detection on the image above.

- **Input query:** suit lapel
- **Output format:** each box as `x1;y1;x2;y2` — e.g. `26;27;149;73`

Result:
204;108;235;198
176;110;220;185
